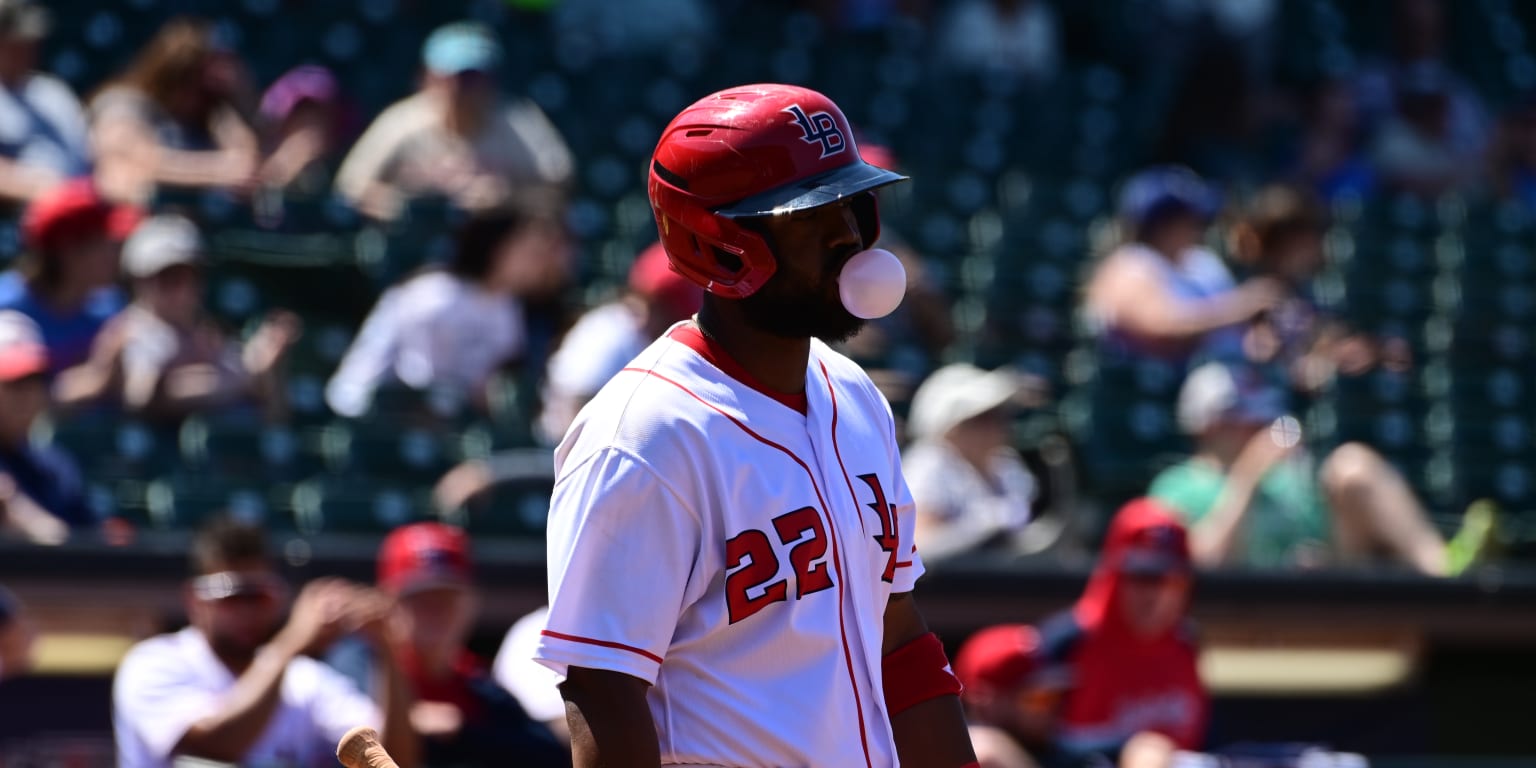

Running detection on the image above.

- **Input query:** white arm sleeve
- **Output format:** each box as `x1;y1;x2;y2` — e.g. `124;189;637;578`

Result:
535;447;701;684
325;288;403;417
890;463;927;594
112;645;220;761
886;397;926;593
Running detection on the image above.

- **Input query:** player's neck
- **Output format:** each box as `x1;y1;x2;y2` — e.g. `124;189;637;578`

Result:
695;302;810;394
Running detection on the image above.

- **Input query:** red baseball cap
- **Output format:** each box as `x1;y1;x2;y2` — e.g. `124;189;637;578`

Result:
628;242;702;323
954;624;1042;701
22;179;141;254
377;522;472;595
0;310;48;382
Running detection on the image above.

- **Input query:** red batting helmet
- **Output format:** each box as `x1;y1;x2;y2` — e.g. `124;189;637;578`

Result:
648;83;908;299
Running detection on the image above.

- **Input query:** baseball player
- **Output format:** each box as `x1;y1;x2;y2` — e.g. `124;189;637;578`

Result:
534;84;977;767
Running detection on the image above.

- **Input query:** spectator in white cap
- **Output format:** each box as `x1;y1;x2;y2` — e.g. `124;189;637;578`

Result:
901;363;1039;561
65;214;300;420
0;309;91;543
1148;361;1494;575
334;21;573;220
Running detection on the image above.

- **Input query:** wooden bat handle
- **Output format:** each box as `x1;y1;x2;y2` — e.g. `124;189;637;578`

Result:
336;725;399;768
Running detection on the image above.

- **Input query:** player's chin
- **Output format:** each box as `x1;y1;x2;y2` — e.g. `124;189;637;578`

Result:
740;287;864;342
813;308;866;344
768;303;864;342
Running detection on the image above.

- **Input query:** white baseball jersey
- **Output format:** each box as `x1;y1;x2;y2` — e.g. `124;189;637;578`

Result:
535;322;924;767
114;626;381;768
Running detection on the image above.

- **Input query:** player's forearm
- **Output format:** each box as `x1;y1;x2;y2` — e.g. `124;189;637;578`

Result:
562;667;660;768
891;694;978;768
175;643;293;761
1191;475;1262;566
373;648;421;768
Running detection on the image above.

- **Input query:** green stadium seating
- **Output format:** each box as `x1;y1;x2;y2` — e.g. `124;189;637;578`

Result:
289;477;431;535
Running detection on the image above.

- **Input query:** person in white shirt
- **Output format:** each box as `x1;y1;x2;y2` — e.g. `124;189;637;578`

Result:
333;22;572;221
326;206;568;418
113;518;417;768
492;606;568;745
902;363;1040;561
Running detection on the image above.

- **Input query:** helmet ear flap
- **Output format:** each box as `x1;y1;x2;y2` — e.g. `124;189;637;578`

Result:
649;181;777;298
687;216;776;298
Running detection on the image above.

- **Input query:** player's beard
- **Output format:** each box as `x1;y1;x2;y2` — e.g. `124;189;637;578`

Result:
737;249;866;343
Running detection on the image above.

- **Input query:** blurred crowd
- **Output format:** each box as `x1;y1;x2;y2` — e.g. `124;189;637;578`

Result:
0;0;1528;764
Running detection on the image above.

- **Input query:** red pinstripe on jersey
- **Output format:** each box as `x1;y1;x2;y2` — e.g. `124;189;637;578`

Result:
540;629;665;665
618;361;875;768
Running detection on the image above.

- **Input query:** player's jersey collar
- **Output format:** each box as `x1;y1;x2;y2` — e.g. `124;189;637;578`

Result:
668;323;809;416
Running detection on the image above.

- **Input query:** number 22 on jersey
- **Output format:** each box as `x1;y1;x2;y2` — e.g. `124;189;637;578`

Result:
723;474;900;624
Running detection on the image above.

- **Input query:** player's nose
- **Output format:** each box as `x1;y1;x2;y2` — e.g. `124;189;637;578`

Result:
828;203;862;250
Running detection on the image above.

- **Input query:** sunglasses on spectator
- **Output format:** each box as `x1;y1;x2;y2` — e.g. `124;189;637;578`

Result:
190;571;287;602
451;69;492;85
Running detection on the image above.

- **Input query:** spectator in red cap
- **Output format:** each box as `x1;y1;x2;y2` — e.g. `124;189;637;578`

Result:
376;522;566;768
957;499;1208;768
532;241;701;445
0;309;90;542
0;179;137;377
954;624;1054;768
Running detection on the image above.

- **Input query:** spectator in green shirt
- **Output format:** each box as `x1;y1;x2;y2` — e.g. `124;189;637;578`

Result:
1149;361;1479;575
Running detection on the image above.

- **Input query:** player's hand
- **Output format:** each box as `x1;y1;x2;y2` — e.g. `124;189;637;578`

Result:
409;700;464;739
274;578;355;658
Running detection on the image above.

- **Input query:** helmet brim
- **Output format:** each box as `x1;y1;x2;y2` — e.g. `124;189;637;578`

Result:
714;161;909;219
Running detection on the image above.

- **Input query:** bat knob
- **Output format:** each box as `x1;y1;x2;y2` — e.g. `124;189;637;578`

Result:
337;726;397;768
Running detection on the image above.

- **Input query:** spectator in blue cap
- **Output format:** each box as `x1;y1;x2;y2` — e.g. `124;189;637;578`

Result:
335;21;572;221
1084;166;1280;367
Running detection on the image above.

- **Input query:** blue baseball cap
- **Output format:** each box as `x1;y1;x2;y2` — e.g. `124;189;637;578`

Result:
423;22;501;76
1118;165;1220;233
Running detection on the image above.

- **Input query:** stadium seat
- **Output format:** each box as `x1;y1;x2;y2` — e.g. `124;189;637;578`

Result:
289;477;430;535
143;474;293;532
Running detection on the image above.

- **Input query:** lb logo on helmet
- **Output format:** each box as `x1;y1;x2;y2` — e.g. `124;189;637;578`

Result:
784;104;847;159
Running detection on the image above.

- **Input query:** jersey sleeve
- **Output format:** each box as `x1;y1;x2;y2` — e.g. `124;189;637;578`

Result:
890;463;926;593
535;447;702;685
112;642;221;760
297;656;383;748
